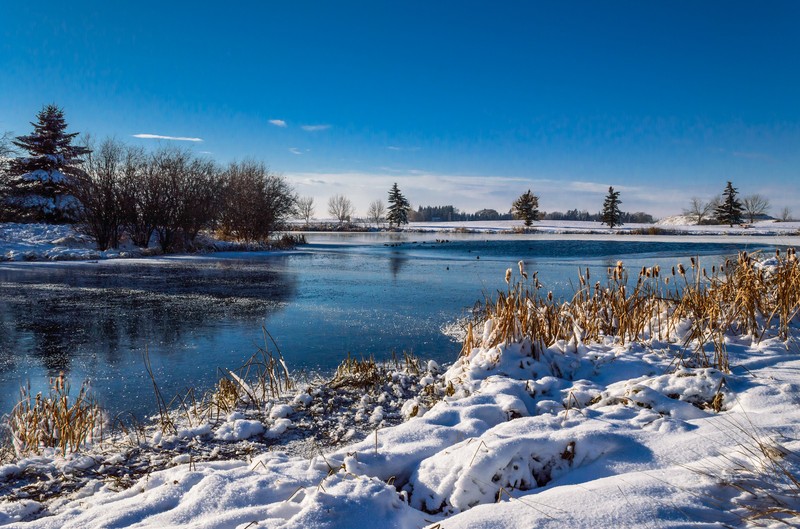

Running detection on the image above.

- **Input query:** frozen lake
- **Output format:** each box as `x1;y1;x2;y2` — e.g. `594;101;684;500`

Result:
0;233;782;418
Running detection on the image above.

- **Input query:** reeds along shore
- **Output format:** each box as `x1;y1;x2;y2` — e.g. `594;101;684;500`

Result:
467;249;799;373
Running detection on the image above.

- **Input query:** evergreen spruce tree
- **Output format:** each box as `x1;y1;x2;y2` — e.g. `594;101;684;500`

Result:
386;182;410;228
600;186;622;229
512;189;539;226
6;104;90;222
714;181;744;226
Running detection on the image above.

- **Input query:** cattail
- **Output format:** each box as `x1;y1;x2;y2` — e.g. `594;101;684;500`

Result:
690;257;696;268
518;260;528;279
547;291;553;302
678;263;686;275
586;268;590;280
505;268;512;284
653;265;660;277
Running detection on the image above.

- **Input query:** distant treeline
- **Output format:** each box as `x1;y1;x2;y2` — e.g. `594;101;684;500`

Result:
409;205;655;224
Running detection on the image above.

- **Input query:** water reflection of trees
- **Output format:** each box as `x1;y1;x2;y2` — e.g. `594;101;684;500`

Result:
0;257;298;378
388;251;408;279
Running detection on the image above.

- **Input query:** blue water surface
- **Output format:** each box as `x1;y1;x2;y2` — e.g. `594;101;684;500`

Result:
0;233;778;417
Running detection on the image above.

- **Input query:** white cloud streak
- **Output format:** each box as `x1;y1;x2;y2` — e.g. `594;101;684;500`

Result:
132;134;203;142
289;147;303;155
301;124;331;132
269;119;287;128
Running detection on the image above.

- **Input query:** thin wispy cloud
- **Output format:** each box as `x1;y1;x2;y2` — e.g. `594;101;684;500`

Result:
289;147;303;155
132;133;203;142
269;119;287;128
387;145;420;152
301;124;331;132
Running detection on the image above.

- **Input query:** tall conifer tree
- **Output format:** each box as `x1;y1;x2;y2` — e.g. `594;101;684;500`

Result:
386;182;410;228
714;181;744;226
6;104;90;222
600;186;622;229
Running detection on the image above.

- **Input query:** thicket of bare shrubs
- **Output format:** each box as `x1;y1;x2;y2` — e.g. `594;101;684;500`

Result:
71;138;297;251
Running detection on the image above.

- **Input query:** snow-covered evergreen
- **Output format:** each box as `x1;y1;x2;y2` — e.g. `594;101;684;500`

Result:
4;105;90;223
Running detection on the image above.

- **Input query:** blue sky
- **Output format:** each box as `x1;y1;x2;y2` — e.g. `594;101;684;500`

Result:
1;1;799;217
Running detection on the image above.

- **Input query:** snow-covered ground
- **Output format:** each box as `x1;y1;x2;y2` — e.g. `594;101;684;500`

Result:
0;224;282;261
405;218;800;236
1;255;799;527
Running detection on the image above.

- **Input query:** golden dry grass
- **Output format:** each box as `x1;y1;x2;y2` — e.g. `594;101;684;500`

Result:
9;373;103;456
471;250;800;373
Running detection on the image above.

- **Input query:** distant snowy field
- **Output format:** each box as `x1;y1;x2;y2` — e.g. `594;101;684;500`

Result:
406;217;800;236
3;220;799;261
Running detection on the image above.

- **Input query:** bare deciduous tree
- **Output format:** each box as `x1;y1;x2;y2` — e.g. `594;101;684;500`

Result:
779;206;793;222
0;131;16;220
366;199;386;227
683;197;714;225
0;131;15;158
70;138;125;250
118;146;160;248
742;194;770;223
297;196;315;225
219;160;297;243
328;194;354;224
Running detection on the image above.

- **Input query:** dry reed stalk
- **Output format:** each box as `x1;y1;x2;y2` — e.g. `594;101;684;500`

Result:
469;249;799;374
9;373;103;456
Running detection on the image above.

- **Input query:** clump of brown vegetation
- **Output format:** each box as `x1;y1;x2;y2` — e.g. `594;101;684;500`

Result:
8;373;104;457
471;249;800;373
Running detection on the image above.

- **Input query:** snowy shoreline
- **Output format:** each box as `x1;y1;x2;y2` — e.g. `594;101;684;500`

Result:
1;251;798;527
3;220;799;263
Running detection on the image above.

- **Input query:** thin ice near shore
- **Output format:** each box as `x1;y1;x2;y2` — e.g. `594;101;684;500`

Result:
1;258;800;528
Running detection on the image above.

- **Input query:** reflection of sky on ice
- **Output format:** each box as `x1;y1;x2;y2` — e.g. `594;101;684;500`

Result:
0;233;779;418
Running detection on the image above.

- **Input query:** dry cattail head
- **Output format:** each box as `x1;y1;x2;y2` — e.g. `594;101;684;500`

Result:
665;277;670;285
653;265;660;277
678;263;686;275
690;257;696;267
505;268;512;284
518;260;528;279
